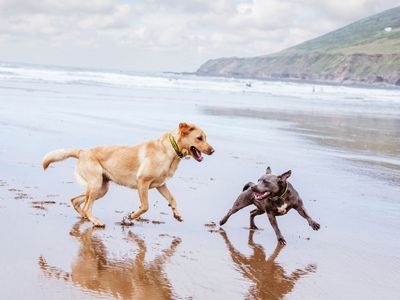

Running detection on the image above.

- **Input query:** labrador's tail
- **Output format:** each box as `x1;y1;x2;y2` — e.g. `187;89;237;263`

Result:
42;149;80;170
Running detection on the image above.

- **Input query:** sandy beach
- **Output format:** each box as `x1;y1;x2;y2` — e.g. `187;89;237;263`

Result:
0;64;399;299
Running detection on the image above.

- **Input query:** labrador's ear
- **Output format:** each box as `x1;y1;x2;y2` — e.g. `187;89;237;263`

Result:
266;166;272;174
278;170;291;181
179;122;194;135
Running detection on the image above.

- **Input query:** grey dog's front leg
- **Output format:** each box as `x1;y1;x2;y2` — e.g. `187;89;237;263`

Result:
267;212;286;245
295;200;320;230
220;190;254;226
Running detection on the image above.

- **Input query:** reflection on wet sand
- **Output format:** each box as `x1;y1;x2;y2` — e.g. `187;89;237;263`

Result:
219;229;316;300
202;106;400;158
202;106;400;183
38;221;181;299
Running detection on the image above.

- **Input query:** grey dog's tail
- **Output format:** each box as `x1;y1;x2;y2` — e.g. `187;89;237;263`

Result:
242;182;255;191
42;149;80;170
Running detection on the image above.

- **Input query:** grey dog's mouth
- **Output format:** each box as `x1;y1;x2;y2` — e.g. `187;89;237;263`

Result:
190;146;203;162
254;191;270;200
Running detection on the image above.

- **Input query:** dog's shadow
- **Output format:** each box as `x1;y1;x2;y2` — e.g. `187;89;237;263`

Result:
38;221;181;299
219;229;316;299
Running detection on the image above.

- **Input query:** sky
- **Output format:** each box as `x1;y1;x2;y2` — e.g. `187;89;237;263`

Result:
0;0;398;72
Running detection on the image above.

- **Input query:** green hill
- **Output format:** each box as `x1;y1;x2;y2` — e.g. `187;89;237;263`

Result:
197;6;400;86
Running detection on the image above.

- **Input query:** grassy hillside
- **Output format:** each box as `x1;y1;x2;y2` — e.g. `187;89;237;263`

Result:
197;6;400;86
286;6;400;54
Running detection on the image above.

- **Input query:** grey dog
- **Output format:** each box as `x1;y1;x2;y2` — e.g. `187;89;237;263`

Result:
219;167;320;245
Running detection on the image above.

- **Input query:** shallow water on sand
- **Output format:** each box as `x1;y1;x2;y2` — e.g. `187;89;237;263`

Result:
0;69;399;299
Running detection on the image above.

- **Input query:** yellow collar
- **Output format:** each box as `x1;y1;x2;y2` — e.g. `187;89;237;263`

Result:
169;134;184;159
270;182;289;201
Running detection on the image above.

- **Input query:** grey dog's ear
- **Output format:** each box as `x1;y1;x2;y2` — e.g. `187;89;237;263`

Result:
278;170;291;181
266;166;272;174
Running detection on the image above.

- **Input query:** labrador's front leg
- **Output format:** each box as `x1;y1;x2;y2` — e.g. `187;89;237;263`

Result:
156;184;183;222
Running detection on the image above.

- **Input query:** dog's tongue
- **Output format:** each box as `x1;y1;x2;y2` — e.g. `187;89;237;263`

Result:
254;191;270;199
192;147;203;161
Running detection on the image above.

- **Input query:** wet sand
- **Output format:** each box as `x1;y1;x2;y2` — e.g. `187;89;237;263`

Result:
0;74;400;299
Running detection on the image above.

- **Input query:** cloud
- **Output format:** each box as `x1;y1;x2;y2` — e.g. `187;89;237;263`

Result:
77;4;130;30
0;0;118;15
0;0;398;71
0;0;131;37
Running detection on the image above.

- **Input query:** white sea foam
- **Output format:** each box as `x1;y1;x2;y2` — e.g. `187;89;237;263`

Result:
0;62;399;105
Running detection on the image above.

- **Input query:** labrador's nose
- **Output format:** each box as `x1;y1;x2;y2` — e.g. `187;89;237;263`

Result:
209;148;215;155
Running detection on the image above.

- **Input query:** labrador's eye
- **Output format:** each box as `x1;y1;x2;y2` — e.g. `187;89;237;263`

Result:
197;136;203;141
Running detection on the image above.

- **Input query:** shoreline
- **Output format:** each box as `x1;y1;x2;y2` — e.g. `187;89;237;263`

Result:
1;60;399;92
191;71;400;91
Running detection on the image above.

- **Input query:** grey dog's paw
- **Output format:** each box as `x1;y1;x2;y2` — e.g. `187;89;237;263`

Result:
311;222;320;231
278;238;286;245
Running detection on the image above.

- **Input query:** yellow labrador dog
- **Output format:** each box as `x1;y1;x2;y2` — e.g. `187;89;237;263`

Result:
42;122;214;226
